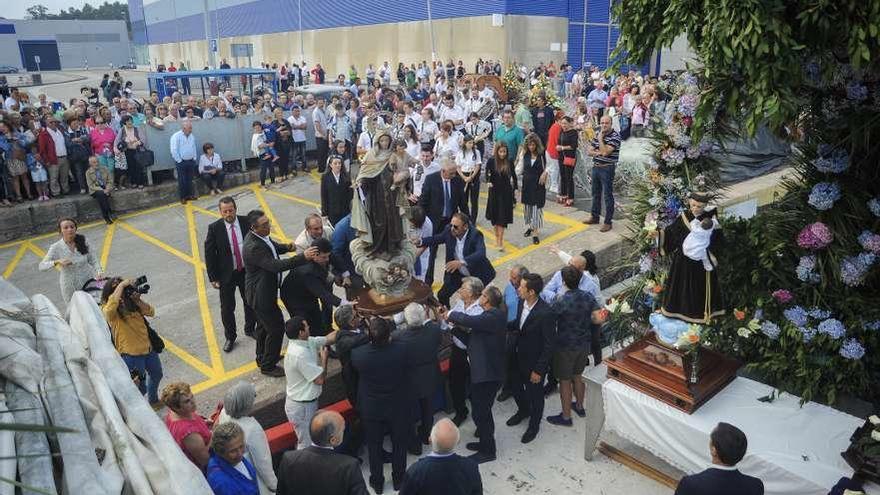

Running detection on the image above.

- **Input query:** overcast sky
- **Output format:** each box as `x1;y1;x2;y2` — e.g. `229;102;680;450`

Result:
6;1;94;20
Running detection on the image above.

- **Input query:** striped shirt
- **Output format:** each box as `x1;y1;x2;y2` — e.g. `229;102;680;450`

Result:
591;130;621;166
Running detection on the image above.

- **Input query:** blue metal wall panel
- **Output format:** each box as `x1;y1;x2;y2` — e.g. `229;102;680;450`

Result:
569;0;585;23
586;0;610;24
566;24;585;68
139;0;567;45
584;25;609;68
0;24;16;34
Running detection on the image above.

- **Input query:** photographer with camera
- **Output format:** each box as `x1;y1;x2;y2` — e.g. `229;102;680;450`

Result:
101;275;164;408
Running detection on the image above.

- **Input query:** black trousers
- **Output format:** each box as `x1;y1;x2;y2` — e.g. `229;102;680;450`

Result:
315;137;329;172
462;174;481;221
364;417;409;486
500;332;519;394
449;345;470;415
437;271;464;309
414;396;433;442
560;163;575;198
512;366;546;431
591;323;603;365
218;270;256;341
91;191;113;221
253;304;284;372
124;148;146;186
470;380;500;455
70;158;88;193
291;141;307;171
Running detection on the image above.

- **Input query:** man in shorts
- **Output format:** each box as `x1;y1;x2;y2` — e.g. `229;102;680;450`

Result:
546;266;601;426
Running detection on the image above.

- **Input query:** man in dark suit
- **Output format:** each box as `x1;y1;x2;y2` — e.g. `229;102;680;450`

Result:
445;285;507;464
674;422;764;495
393;302;443;456
280;238;341;337
243;209;315;377
419;161;465;286
419;212;496;307
351;317;412;494
276;410;369;495
329;213;364;299
399;418;482;495
204;196;256;353
332;304;369;457
507;273;556;444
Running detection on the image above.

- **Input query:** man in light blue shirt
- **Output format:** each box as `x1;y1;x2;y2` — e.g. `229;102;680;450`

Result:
498;264;527;402
170;120;198;203
540;255;602;305
587;81;608;117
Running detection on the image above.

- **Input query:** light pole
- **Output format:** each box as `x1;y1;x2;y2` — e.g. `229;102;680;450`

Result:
426;0;437;62
203;0;214;68
297;0;305;63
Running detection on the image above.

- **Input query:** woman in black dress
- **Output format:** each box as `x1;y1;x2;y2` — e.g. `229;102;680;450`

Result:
320;155;353;226
485;141;518;251
520;133;548;245
557;116;579;207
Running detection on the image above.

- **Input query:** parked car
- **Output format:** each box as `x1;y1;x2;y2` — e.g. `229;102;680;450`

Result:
0;66;19;74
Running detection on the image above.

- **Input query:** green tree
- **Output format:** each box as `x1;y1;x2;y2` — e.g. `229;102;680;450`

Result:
25;4;50;19
613;0;880;135
23;2;131;37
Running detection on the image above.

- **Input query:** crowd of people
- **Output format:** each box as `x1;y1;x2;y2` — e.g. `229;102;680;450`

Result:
16;58;755;495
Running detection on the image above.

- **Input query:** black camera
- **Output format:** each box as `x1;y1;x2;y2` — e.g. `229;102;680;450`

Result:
123;275;150;297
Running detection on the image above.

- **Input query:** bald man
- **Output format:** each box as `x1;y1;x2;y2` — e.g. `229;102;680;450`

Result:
276;410;368;495
399;419;483;495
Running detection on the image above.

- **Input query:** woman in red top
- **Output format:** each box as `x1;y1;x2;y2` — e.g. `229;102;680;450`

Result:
545;110;565;199
161;382;212;471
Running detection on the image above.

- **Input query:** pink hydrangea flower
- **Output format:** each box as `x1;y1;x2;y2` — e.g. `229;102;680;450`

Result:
796;222;834;250
772;289;793;304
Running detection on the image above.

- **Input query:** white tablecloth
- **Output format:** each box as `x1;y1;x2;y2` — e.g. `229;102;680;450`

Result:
603;376;877;495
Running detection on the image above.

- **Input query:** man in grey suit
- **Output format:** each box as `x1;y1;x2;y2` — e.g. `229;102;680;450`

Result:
243;209;316;377
393;302;443;456
443;285;507;464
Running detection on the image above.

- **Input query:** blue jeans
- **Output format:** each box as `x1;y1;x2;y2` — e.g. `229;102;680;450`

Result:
121;352;164;403
176;159;195;200
590;164;616;225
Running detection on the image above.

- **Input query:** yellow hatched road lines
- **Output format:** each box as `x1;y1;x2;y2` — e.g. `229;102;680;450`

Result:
0;182;585;397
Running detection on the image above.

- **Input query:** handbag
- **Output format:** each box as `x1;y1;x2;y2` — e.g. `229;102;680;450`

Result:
144;317;165;353
134;148;155;167
563;155;576;167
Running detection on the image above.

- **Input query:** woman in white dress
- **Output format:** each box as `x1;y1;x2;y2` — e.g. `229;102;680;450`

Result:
38;217;103;305
456;135;482;221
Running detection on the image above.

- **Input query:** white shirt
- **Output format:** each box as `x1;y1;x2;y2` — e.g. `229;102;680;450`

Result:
446;299;483;349
406;140;421;159
418;120;439;143
439;104;466;129
454;229;471;277
255;233;281;287
414;217;433;280
357;129;376;151
456;149;481;173
312;107;328;137
47;127;67;157
225;219;244;270
410;161;440;197
287;114;307;142
284;336;327;402
404;112;422;129
198;153;222;174
479;87;495;101
232;461;253;480
519;298;536;330
462;97;482;117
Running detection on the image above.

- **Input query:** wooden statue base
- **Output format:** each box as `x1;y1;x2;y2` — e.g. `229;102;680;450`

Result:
605;332;740;414
353;279;434;317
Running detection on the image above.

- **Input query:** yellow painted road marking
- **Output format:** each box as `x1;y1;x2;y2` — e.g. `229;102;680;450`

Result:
100;223;116;270
2;244;28;278
162;338;216;378
252;185;292;242
26;242;46;258
190;204;221;219
184;204;224;375
115;220;200;266
264;188;321;209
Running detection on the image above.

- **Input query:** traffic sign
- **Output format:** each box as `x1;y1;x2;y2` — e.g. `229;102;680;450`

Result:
210;39;218;52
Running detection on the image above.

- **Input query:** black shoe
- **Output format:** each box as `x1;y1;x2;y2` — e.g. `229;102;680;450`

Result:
532;236;540;245
260;366;285;377
223;339;234;353
497;391;512;402
393;479;403;492
452;408;469;426
572;402;586;418
468;451;496;464
244;329;256;339
546;414;573;427
521;428;538;444
369;480;383;494
543;383;558;396
506;411;528;427
523;228;532;237
465;441;481;452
